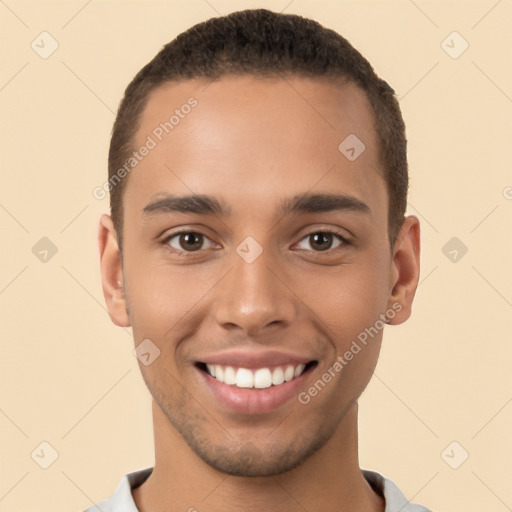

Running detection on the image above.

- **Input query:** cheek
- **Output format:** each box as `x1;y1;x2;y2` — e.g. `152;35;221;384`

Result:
296;259;389;396
123;256;225;371
123;256;195;342
299;258;390;341
301;271;387;406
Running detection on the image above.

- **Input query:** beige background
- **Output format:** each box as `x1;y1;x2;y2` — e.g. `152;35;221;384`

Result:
1;0;511;511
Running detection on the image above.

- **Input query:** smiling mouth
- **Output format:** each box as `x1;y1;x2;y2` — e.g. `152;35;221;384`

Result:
196;361;317;389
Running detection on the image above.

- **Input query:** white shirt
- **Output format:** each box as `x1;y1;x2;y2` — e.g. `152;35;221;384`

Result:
83;467;432;511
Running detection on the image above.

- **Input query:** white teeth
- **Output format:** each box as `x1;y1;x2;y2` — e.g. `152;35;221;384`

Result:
205;362;309;389
235;368;253;388
284;365;295;382
272;367;284;385
254;368;272;389
224;366;236;385
294;364;305;378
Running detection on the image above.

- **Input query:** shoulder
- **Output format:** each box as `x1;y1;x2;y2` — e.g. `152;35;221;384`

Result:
82;467;153;512
362;469;433;512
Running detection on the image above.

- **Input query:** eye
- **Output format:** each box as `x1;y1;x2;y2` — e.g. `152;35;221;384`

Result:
163;231;215;254
295;230;348;252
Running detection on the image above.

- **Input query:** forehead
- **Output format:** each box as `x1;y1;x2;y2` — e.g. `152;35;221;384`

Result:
124;74;387;223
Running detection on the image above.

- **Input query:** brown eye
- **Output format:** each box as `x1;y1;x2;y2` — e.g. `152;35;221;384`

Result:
296;231;346;252
310;233;334;251
179;233;203;251
165;232;213;253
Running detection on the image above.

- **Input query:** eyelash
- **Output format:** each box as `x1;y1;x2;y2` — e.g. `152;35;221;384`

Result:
161;229;351;258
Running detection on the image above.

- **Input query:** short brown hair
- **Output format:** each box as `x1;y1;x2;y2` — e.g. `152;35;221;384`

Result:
108;8;408;251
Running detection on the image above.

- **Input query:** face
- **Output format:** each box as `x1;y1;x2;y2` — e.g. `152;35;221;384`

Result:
99;75;420;477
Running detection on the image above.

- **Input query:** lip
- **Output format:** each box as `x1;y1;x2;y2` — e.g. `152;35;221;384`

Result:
196;349;314;369
195;360;317;415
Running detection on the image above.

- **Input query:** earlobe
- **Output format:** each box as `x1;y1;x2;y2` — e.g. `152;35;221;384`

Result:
387;215;421;326
98;214;131;327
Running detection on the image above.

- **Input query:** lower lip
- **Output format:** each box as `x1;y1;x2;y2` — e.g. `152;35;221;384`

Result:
197;367;313;415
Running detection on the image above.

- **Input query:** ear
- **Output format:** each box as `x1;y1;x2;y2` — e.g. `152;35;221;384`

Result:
98;214;131;327
386;215;420;325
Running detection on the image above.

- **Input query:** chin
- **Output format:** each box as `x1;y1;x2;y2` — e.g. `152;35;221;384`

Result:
148;373;351;478
192;441;322;477
166;407;335;478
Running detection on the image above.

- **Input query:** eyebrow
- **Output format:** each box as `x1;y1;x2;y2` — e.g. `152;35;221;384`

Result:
142;192;371;218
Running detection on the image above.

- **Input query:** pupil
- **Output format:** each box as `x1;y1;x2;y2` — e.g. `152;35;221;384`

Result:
311;233;331;251
181;233;202;251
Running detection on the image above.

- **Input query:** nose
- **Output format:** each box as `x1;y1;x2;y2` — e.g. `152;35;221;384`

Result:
212;243;296;337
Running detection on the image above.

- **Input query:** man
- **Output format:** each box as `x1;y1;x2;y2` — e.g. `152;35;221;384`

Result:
90;8;427;512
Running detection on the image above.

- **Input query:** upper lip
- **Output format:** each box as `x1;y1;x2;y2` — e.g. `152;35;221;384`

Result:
196;350;316;369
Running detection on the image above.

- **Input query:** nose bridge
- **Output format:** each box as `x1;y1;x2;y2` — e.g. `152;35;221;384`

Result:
212;237;294;335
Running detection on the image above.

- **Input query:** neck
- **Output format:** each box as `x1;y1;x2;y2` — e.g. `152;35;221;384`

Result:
132;400;384;512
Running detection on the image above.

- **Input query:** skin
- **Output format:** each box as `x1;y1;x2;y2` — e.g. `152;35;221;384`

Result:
98;75;420;512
